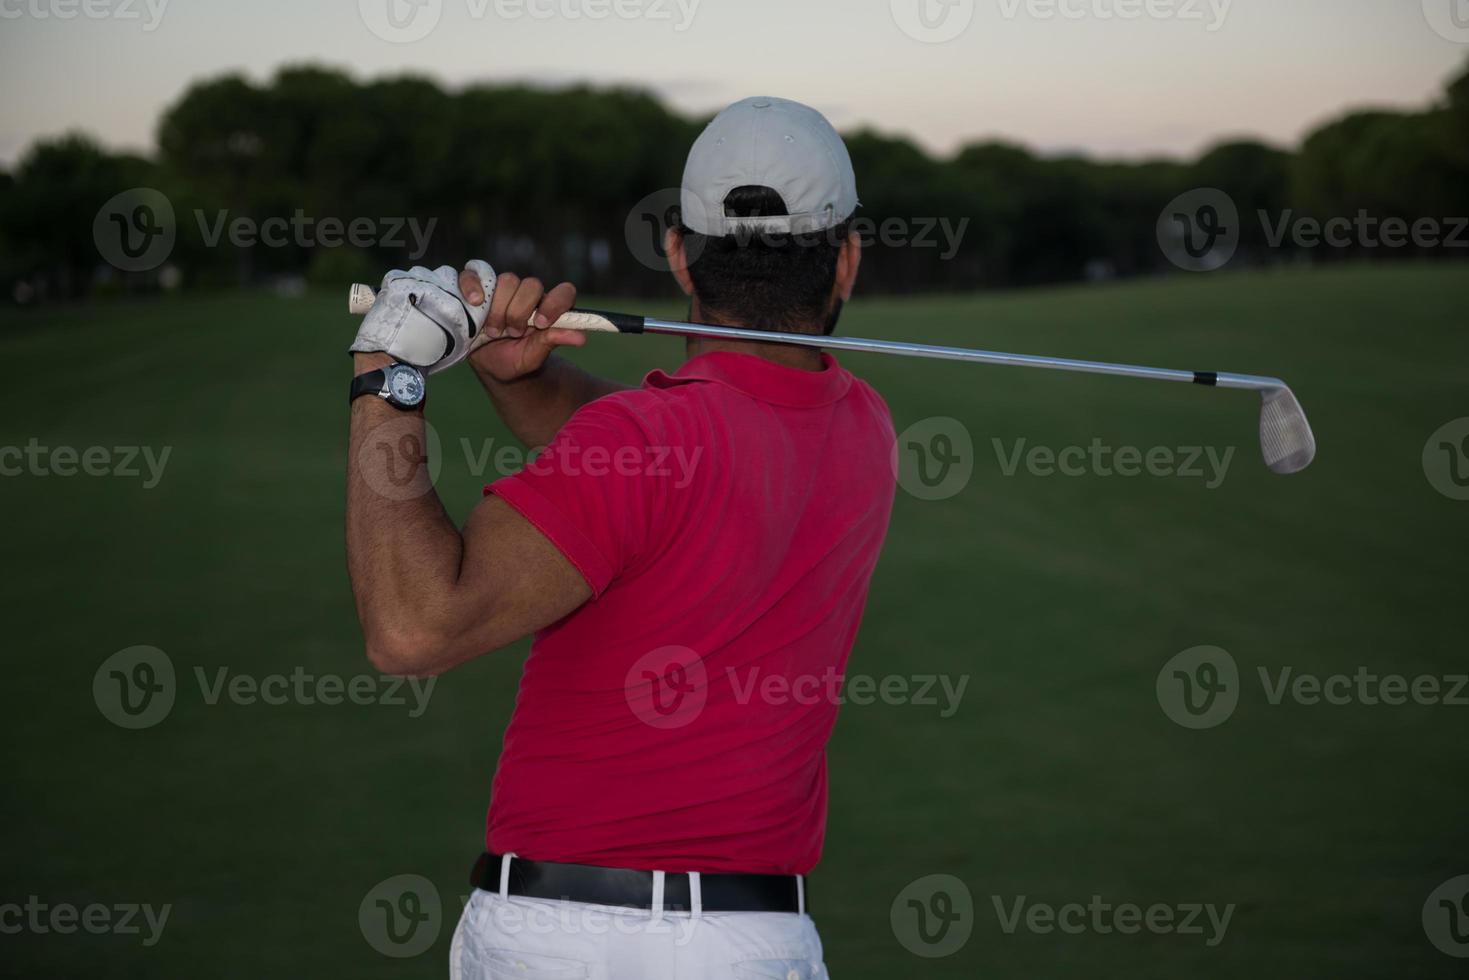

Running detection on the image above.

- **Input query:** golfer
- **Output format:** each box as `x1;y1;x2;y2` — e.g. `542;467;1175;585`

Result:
346;97;895;979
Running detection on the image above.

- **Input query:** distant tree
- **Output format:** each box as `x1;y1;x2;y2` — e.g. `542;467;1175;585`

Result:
845;130;992;291
1;134;159;298
953;142;1112;286
1083;158;1190;277
6;59;1469;304
156;74;275;283
1292;111;1404;221
1294;73;1467;260
1445;55;1469;115
1187;140;1291;262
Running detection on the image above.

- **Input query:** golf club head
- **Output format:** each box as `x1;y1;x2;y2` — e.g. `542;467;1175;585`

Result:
1259;386;1316;474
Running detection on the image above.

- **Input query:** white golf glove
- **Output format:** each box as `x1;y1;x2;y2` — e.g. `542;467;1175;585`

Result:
349;260;496;375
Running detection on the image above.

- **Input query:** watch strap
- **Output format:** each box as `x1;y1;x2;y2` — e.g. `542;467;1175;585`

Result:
350;368;388;404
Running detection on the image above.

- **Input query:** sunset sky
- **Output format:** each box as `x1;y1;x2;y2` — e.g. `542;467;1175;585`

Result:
1;0;1465;166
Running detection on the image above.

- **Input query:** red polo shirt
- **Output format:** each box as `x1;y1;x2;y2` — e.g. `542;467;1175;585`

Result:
485;351;895;874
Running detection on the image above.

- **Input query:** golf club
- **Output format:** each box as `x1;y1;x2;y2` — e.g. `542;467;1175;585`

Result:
349;284;1317;475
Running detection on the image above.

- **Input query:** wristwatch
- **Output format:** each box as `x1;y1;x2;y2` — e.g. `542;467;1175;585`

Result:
350;361;426;410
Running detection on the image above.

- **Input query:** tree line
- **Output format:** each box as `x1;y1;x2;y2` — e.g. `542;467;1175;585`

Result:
2;58;1466;303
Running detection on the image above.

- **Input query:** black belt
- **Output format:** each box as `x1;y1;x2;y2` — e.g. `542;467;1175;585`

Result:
470;852;806;914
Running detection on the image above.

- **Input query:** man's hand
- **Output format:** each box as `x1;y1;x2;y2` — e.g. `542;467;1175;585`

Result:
461;269;584;383
459;266;632;447
351;261;497;374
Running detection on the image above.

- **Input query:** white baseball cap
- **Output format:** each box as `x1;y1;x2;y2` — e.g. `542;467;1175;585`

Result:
680;96;859;237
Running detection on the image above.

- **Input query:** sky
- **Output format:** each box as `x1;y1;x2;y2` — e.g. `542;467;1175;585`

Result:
0;0;1465;167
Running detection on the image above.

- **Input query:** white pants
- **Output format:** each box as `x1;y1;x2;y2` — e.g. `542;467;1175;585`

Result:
449;889;828;980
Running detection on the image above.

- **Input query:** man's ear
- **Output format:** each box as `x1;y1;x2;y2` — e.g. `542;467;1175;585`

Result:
666;227;695;297
835;229;862;301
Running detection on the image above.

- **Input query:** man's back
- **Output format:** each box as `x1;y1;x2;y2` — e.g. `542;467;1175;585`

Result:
486;351;896;874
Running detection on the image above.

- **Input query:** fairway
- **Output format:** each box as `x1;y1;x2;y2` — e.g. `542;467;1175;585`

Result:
2;263;1465;978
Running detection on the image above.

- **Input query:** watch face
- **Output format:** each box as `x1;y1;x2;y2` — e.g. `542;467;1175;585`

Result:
387;365;425;406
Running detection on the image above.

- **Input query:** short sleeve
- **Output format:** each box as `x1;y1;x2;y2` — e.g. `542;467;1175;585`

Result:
487;396;658;598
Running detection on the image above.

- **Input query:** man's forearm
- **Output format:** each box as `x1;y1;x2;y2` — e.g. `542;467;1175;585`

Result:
346;354;465;668
473;355;630;447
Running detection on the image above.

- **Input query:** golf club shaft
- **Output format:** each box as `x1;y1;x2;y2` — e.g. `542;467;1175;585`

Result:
347;285;1284;394
636;317;1281;393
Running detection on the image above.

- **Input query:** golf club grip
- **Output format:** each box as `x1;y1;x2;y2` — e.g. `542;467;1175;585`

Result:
347;284;643;334
554;310;645;334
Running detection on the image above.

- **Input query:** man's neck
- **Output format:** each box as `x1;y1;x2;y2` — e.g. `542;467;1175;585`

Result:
683;303;827;372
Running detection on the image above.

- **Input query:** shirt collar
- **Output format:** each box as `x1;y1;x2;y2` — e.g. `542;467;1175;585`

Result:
644;351;853;408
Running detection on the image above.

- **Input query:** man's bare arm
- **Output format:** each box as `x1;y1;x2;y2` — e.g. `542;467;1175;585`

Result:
346;352;591;676
460;270;631;447
472;356;629;449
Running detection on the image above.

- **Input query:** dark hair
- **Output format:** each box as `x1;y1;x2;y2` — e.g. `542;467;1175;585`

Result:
677;185;852;335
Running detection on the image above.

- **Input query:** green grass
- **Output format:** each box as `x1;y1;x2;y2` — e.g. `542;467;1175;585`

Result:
2;263;1466;978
